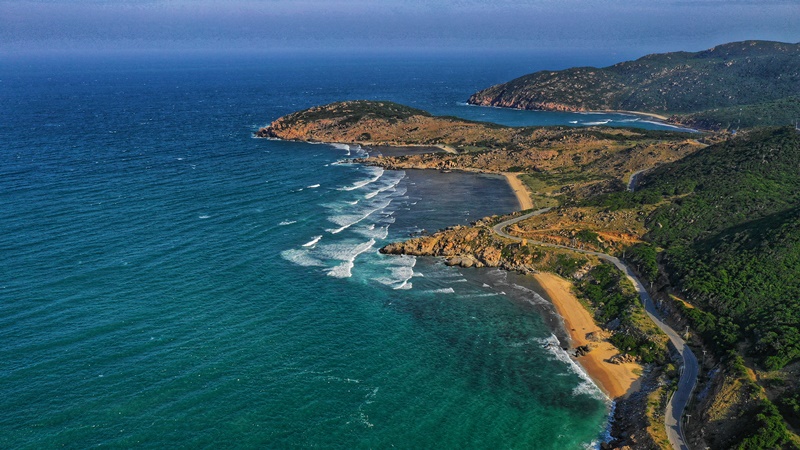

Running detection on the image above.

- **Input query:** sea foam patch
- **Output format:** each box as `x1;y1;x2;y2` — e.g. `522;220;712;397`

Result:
372;255;416;290
324;239;376;278
536;334;608;402
338;166;384;191
281;249;325;267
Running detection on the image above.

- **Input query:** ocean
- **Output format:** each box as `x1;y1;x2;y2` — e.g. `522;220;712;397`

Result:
0;50;676;449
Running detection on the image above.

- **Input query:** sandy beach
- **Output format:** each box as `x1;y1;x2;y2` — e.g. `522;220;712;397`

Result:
533;272;642;399
502;173;534;210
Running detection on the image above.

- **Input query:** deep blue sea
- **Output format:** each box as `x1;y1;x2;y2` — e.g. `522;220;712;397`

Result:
1;50;677;449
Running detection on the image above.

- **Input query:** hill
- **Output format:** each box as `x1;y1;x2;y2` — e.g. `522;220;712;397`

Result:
468;40;800;130
637;126;800;370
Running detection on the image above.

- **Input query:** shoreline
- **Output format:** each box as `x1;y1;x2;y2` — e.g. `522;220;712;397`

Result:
581;109;700;133
598;109;670;121
533;272;642;399
462;102;700;132
264;134;641;399
501;172;534;210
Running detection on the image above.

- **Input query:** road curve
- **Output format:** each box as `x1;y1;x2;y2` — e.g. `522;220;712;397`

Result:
493;209;698;450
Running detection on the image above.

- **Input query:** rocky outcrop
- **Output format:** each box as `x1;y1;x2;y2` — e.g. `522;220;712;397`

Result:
608;353;638;364
380;225;517;271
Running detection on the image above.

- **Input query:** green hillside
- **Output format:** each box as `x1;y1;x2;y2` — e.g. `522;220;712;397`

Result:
678;96;800;130
637;127;800;370
468;41;800;129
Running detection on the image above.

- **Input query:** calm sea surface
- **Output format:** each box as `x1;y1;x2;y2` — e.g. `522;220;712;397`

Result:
0;50;675;448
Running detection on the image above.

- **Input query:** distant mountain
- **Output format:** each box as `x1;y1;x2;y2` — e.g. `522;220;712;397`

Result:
469;41;800;129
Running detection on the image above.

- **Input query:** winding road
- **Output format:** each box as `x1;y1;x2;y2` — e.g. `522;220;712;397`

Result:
493;209;698;450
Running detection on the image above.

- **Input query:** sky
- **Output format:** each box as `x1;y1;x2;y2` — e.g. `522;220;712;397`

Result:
1;0;799;55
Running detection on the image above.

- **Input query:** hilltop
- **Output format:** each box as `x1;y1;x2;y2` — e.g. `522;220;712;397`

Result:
468;40;800;130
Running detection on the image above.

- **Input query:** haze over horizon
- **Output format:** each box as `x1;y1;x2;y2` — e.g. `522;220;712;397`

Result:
2;0;799;56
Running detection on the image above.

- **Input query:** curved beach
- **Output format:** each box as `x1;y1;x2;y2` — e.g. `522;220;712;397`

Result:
534;272;642;399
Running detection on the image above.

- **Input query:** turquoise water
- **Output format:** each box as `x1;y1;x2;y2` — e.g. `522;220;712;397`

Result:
0;52;667;448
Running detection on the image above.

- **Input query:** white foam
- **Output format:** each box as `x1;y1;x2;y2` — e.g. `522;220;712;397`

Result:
329;143;351;155
464;292;500;298
351;144;368;158
640;120;696;131
302;235;323;247
325;239;376;278
583;120;612;126
509;283;549;306
354;224;389;240
373;255;417;289
364;171;405;199
573;380;606;400
281;249;325;267
307;184;320;189
536;334;608;402
327;261;356;278
198;215;210;219
568;120;578;124
427;287;455;294
338;166;384;191
326;198;392;234
279;220;297;226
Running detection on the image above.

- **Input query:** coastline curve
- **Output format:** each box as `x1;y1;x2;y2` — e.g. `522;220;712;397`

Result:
492;210;698;450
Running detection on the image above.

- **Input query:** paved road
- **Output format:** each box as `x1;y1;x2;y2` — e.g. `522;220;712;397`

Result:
627;168;648;192
493;209;698;450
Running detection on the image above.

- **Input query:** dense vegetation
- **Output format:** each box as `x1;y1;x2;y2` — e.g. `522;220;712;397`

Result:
779;387;800;430
735;400;795;450
680;96;800;131
623;243;659;283
469;40;800;129
632;127;800;370
575;264;665;363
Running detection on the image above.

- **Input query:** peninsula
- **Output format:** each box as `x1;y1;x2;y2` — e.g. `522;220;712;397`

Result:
259;41;800;448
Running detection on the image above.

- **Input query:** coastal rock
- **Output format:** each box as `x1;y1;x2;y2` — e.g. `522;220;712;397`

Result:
587;330;612;342
445;256;476;268
608;353;638;365
605;317;622;331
